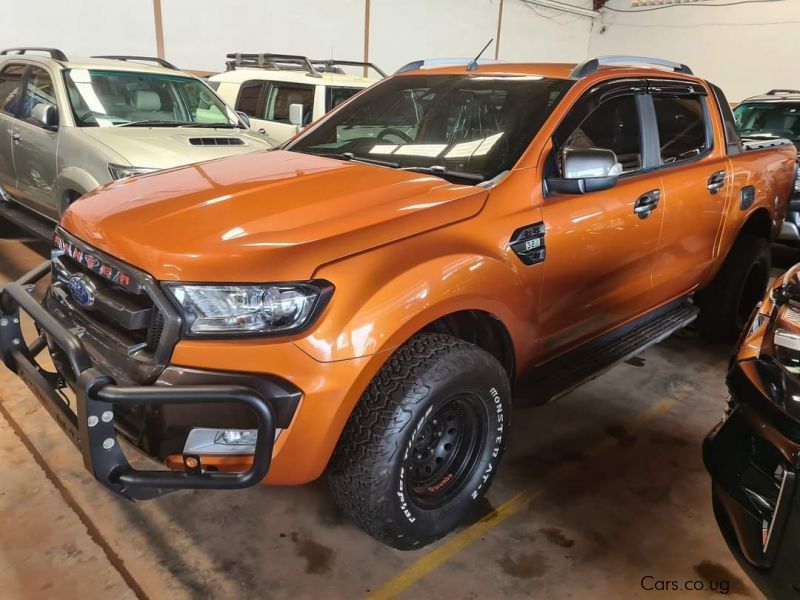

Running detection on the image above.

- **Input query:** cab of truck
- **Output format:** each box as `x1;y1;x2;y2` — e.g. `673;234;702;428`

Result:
209;53;384;143
0;55;796;551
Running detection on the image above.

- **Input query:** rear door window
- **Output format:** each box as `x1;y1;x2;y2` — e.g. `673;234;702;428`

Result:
652;96;709;164
326;86;361;112
0;64;25;115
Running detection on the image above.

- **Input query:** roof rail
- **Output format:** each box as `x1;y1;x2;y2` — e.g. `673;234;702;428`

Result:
767;89;800;95
310;59;386;79
395;57;503;75
225;53;322;78
571;55;693;79
0;47;67;61
92;55;178;70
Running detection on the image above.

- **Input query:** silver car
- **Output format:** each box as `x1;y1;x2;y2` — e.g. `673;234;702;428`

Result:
0;48;273;222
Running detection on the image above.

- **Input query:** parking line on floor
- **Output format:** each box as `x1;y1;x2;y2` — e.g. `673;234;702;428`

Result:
367;390;688;600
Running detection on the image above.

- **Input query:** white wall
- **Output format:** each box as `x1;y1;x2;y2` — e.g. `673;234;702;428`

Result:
0;1;156;59
589;0;800;102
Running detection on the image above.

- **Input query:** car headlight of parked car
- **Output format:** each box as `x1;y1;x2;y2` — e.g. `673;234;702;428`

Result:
794;162;800;194
167;282;333;336
108;163;159;180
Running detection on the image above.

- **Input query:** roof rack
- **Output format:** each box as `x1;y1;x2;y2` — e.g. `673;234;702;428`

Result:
767;89;800;95
570;55;693;79
395;57;502;75
225;53;322;78
0;47;67;61
92;55;178;70
310;59;386;79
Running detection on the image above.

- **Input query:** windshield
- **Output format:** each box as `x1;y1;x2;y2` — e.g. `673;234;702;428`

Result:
287;74;573;183
64;69;239;127
734;101;800;142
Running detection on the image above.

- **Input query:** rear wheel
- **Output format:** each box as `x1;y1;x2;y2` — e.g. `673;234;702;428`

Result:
695;234;770;341
327;333;510;550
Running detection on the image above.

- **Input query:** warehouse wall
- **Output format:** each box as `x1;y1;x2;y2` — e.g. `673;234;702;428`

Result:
589;0;800;102
0;0;591;75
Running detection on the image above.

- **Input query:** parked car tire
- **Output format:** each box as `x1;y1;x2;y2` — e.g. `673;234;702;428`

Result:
695;234;770;341
327;333;511;550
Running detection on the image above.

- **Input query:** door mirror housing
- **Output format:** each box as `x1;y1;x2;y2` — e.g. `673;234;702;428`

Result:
288;103;304;127
31;102;58;130
236;111;251;129
546;147;622;195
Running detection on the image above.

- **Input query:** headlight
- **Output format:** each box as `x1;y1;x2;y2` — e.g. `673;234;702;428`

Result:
795;163;800;193
108;164;159;181
167;281;333;336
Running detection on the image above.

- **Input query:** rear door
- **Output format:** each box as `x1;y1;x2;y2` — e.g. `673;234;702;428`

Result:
0;63;25;196
538;80;665;353
12;65;60;216
648;80;731;300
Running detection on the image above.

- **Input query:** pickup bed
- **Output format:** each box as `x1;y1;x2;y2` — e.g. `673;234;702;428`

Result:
0;55;796;549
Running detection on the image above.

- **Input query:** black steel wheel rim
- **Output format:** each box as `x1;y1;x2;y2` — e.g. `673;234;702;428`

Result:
406;394;486;509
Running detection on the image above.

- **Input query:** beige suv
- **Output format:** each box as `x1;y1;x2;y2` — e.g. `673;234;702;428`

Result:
210;53;384;143
0;48;272;223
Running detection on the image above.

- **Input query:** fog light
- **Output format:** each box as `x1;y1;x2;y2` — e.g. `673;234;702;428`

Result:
215;430;258;446
184;428;280;455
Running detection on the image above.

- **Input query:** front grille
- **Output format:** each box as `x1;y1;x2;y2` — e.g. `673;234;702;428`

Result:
189;137;245;146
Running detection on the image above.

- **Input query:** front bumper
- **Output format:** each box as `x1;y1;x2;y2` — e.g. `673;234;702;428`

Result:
0;262;279;500
704;358;800;597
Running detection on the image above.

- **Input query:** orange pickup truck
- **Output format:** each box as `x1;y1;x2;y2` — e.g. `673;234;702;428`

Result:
0;55;796;549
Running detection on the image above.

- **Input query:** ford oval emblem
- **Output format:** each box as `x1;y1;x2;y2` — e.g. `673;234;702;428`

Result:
67;275;96;308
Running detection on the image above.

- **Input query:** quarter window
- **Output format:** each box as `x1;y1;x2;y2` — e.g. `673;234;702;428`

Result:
264;82;314;124
326;86;361;112
0;64;25;115
653;96;708;164
565;95;643;172
235;81;265;118
19;66;57;124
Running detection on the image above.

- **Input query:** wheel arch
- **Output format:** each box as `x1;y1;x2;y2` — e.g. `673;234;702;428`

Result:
738;207;773;241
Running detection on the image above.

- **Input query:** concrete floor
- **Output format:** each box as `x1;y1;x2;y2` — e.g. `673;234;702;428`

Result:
0;220;780;599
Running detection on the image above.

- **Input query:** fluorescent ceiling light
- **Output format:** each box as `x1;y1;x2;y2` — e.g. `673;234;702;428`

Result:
526;0;599;18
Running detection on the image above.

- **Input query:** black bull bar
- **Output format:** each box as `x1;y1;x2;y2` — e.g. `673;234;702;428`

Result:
0;261;276;500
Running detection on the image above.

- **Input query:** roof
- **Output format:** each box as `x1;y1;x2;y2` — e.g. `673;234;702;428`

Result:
209;66;377;88
0;53;194;77
395;61;704;85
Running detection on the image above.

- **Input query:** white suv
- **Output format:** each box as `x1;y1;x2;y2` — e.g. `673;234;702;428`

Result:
0;48;272;223
209;53;384;143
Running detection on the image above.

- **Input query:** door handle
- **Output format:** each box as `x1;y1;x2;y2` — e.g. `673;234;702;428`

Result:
258;128;266;135
10;132;20;143
708;171;726;194
634;189;661;219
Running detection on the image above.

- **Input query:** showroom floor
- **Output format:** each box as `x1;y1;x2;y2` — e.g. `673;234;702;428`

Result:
0;222;773;599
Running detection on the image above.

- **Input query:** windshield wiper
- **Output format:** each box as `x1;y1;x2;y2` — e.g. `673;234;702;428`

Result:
178;122;237;128
302;151;401;168
401;165;485;182
116;119;184;128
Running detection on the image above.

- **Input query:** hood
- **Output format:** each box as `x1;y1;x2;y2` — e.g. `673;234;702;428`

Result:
61;150;489;282
82;126;273;168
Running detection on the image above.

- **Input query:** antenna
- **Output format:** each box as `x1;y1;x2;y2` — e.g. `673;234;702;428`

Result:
467;39;493;72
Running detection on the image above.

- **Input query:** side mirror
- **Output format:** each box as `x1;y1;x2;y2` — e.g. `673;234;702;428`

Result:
31;102;58;130
546;148;622;195
288;103;304;128
236;111;251;129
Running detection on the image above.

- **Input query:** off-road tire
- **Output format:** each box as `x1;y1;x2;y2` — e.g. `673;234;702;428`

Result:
327;333;511;550
695;234;770;341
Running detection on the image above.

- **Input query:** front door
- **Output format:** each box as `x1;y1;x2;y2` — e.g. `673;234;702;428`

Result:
12;65;60;217
648;82;729;300
233;79;315;143
0;63;25;196
538;88;665;355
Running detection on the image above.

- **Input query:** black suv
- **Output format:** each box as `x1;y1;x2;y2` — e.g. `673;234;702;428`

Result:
735;90;800;243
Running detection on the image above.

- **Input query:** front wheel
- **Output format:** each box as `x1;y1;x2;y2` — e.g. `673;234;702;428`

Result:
327;333;511;550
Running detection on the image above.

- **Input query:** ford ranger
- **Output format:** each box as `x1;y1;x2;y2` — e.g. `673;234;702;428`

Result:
0;55;796;550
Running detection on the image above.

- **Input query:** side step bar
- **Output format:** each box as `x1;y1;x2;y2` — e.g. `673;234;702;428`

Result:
515;301;699;406
0;200;55;240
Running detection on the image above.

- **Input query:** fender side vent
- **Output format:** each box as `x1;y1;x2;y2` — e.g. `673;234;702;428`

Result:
510;222;546;265
189;137;245;146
